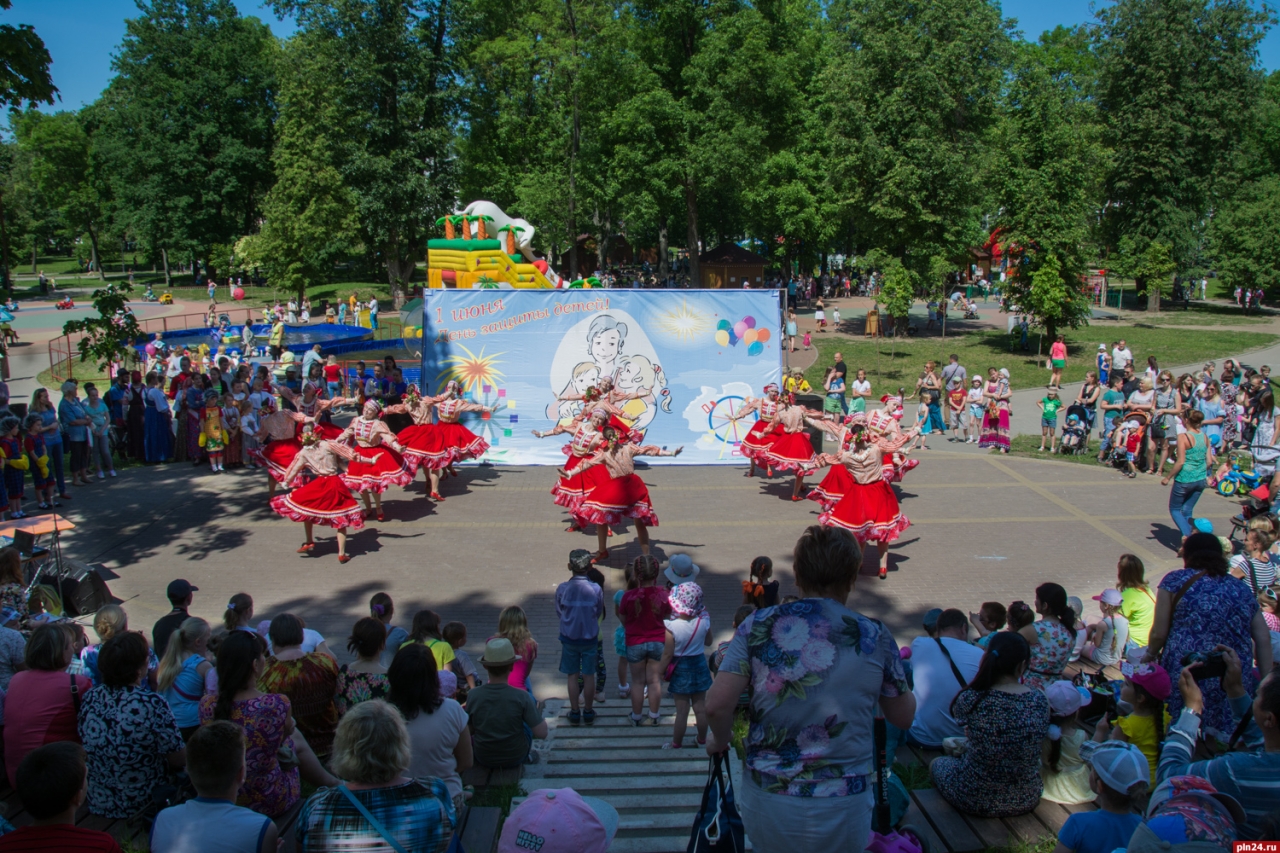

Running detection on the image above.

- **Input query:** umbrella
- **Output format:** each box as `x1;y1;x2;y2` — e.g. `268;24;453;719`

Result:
0;308;14;323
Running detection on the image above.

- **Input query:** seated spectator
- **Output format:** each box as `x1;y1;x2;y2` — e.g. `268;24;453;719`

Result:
156;617;213;739
296;700;456;852
335;617;389;715
1007;600;1036;633
1082;589;1130;666
443;621;479;694
4;624;92;787
1020;583;1077;692
0;547;28;628
930;632;1050;817
1230;518;1278;592
494;607;537;695
150;721;277;853
370;592;408;668
403;610;461;678
387;643;472;811
1053;741;1149;853
1116;554;1156;649
497;788;619;853
967;601;1007;650
1067;596;1088;662
0;743;121;853
257;615;332;658
465;638;547;769
901;608;983;748
152;578;197;658
1127;775;1245;853
223;592;258;635
78;631;185;818
1041;682;1095;805
0;606;24;690
921;607;943;638
199;631;335;818
82;604;159;688
258;613;339;760
1158;646;1280;839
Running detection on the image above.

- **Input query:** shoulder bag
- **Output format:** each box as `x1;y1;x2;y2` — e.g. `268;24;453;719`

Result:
337;785;410;853
933;638;968;689
686;751;744;853
665;614;705;682
1169;570;1208;614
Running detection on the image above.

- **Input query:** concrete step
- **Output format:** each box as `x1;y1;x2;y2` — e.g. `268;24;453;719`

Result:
539;759;709;778
547;747;705;763
551;736;689;749
523;775;708;793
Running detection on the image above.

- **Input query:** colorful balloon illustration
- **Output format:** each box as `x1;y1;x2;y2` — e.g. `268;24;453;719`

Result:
742;316;756;329
712;316;768;353
743;328;758;345
715;329;730;347
747;341;764;357
756;328;771;343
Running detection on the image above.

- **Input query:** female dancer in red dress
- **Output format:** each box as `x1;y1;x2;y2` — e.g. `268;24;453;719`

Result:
386;381;492;501
559;427;683;561
753;396;820;501
533;407;611;529
557;379;643;441
334;400;413;521
282;384;348;441
270;431;367;564
251;397;312;499
735;384;781;477
813;412;912;578
876;394;920;483
805;413;858;511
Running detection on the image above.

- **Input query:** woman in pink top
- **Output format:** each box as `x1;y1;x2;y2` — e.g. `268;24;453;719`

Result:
5;624;92;786
1049;335;1068;389
619;555;672;725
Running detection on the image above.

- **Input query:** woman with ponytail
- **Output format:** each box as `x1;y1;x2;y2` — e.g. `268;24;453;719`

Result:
197;631;336;817
1019;582;1077;692
930;631;1050;817
156;616;212;738
223;592;255;633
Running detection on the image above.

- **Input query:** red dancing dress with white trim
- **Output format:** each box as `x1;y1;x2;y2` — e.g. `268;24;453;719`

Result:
251;408;310;482
738;397;780;461
336;411;414;493
393;396;491;470
565;443;664;528
818;445;910;544
269;440;366;530
551;420;611;509
756;405;817;472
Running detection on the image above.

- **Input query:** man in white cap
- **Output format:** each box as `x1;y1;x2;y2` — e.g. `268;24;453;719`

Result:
663;553;700;588
498;788;618;853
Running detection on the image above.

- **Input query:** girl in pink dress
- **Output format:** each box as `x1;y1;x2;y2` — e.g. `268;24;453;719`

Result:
334;400;413;521
534;408;612;530
270;431;367;563
734;384;782;477
559;427;683;562
250;397;312;499
386;381;492;501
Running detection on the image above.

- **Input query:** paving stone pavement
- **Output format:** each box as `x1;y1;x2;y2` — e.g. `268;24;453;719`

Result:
46;440;1235;700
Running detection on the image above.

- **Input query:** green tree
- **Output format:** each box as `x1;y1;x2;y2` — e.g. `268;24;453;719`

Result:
1096;0;1272;308
0;0;55;109
95;0;276;284
878;257;916;337
1209;176;1280;295
62;284;142;372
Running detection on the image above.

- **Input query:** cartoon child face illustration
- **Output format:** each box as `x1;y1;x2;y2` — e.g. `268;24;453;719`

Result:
586;315;627;377
571;364;601;396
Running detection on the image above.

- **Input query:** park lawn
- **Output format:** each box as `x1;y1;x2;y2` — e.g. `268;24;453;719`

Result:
800;326;1280;392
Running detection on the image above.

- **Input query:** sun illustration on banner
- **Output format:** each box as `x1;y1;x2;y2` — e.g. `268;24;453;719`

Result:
656;299;709;342
438;345;505;393
460;385;515;448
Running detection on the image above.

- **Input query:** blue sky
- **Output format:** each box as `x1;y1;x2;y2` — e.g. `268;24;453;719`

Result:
9;0;1279;113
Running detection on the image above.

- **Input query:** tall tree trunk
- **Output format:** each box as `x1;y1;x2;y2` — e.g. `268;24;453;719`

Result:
1146;275;1162;312
685;178;699;287
0;190;10;289
385;254;416;309
161;248;171;288
658;224;669;280
31;239;37;274
87;225;105;281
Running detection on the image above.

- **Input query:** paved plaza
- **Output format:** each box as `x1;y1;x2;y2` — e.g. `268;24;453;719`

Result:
53;445;1232;698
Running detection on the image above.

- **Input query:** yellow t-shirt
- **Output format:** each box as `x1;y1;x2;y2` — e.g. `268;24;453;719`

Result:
1117;709;1171;779
1120;586;1155;647
400;637;456;672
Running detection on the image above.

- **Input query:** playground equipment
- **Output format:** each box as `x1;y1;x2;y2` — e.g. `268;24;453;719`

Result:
428;201;585;290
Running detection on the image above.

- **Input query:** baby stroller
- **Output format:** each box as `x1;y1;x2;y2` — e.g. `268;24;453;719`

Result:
1107;411;1149;476
1060;405;1090;455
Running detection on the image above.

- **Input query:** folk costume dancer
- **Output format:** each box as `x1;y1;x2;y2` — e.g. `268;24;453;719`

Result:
559;427;682;562
814;411;912;579
533;408;611;531
734;384;782;478
251;397;312;499
753;395;820;501
558;377;642;441
335;400;413;521
386;381;492;501
805;413;858;511
270;430;367;564
282;384;348;441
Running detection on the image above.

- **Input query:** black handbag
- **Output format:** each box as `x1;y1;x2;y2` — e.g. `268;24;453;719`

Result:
687;751;744;853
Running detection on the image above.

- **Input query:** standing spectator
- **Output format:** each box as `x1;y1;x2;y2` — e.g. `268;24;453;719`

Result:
302;343;324;379
152;578;198;658
268;317;285;361
785;309;798;352
143;372;173;463
1096;345;1110;385
1111;339;1134;374
555;549;604;725
658;583;713;750
941;354;967;393
900;608;983;749
335;617;389;715
5;625;92;787
30;388;68;500
705;526;914;851
81;383;116;480
465;638;547;769
1049;336;1067;389
823;366;847;417
258;614;340;760
368;296;379;331
150;721;278;853
1038;387;1062;453
296;700;456;853
621;555;673;726
0;743;122;853
1162;409;1210;542
77;632;185;818
387;643;472;812
849;368;871;414
930;631;1050;817
1144;532;1271;739
156;617;213;739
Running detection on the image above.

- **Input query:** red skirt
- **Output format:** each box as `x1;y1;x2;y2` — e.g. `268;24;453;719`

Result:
254;438;303;483
882;453;919;484
270;475;365;530
738;420;774;461
761;431;817;472
398;422;490;471
807;464;854;511
573;473;659;527
818;479;910;544
341;444;414;494
313;422;345;441
552;461;611;509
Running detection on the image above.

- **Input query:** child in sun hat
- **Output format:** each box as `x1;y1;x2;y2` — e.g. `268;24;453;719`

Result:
1083;589;1131;666
1055;741;1149;853
1041;681;1096;805
659;582;713;750
1096;661;1171;781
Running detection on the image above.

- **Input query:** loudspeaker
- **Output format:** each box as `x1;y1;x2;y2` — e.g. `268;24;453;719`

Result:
58;561;112;617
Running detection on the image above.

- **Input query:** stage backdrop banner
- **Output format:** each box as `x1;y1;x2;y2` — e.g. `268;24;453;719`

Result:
420;289;783;465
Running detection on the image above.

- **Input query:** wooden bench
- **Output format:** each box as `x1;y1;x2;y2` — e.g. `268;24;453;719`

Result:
895;743;1097;853
457;805;503;853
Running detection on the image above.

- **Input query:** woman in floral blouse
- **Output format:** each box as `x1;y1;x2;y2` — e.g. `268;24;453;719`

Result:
704;525;915;852
258;613;340;760
336;617;389;716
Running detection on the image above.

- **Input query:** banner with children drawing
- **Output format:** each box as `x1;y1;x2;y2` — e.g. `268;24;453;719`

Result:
420;289;783;465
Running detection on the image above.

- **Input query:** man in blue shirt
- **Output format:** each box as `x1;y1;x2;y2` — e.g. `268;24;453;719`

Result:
105;370;129;425
555;549;604;725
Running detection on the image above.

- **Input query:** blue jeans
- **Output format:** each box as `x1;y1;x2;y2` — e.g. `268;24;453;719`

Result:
326;381;342;399
1169;478;1207;537
47;440;66;494
370;314;378;330
559;639;599;675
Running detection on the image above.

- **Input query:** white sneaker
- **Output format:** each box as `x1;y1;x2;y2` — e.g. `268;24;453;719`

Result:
97;471;104;480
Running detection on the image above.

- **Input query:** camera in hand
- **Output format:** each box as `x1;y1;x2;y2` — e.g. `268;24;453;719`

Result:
1180;650;1227;682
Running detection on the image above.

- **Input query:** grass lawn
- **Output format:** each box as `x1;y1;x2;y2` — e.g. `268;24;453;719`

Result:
800;326;1280;392
1115;301;1272;327
37;361;113;391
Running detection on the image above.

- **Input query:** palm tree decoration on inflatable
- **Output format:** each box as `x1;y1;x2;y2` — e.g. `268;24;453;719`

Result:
567;276;602;289
434;215;463;240
496;223;527;255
